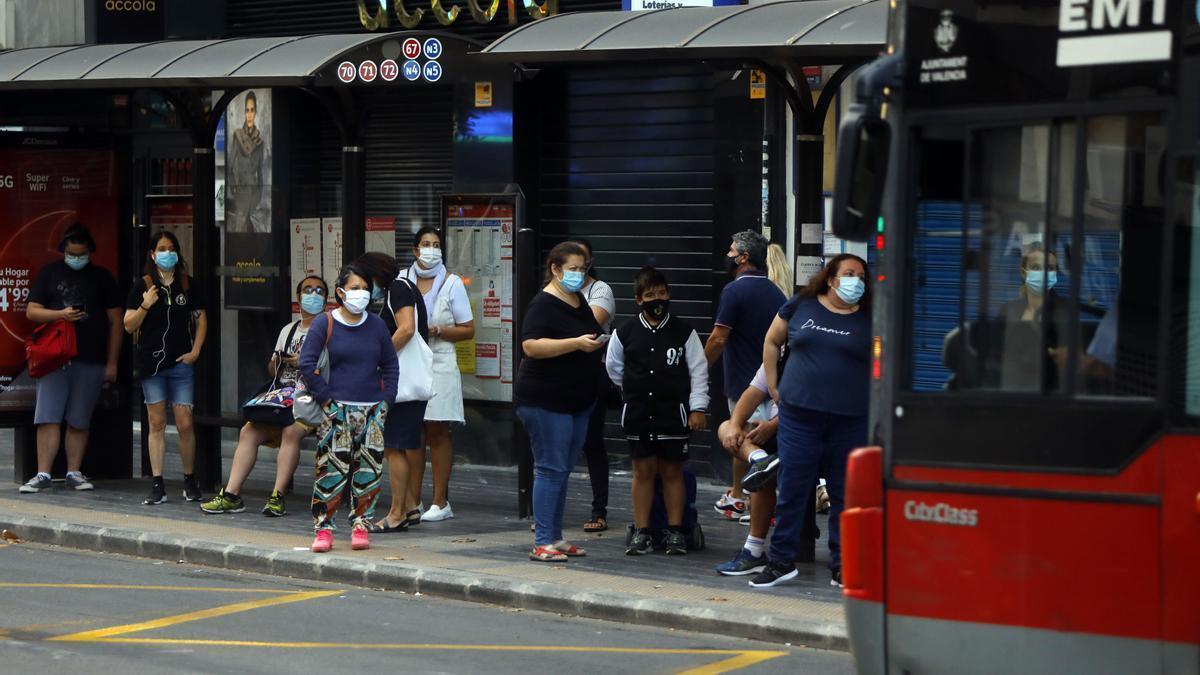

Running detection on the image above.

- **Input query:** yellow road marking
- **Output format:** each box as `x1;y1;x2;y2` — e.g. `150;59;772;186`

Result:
22;582;788;674
0;582;300;594
675;650;788;674
63;637;786;672
49;590;339;642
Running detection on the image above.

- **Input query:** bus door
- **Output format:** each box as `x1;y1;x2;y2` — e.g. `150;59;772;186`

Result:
887;112;1169;672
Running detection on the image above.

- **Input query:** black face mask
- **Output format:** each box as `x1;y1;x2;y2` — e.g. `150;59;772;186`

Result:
642;299;669;320
724;254;741;275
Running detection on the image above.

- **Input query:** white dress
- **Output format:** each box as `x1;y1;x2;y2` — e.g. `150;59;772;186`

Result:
425;275;467;423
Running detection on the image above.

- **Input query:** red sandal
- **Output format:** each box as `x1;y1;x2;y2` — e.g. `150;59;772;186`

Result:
530;545;568;562
552;540;587;557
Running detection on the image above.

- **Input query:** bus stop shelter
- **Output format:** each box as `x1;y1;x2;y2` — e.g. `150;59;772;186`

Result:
475;0;886;514
0;32;511;486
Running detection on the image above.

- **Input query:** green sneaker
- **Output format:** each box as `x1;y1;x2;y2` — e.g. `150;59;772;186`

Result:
200;489;244;514
262;490;286;517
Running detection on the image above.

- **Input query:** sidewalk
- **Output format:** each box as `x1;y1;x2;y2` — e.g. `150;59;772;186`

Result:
0;435;848;649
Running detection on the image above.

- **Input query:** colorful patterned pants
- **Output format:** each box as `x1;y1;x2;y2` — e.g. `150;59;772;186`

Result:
311;400;388;532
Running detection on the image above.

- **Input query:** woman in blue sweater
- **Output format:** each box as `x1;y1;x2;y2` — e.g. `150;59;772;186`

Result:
299;265;399;553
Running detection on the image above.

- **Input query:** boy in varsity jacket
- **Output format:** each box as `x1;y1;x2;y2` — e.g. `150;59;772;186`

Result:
606;266;709;556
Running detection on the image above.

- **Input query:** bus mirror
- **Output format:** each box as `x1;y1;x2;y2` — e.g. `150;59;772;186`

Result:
832;112;890;242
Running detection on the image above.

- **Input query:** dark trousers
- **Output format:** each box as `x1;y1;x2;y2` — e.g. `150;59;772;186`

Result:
581;388;609;520
770;403;867;570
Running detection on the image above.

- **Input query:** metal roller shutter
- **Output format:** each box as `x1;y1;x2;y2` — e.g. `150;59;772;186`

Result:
533;64;721;472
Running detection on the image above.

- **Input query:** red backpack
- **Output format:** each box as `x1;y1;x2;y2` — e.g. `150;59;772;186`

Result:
25;319;78;378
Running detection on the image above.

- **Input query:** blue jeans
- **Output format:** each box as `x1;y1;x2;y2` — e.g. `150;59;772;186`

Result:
516;405;590;547
770;403;867;570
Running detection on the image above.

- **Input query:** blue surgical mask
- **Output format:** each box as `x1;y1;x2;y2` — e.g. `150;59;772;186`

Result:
1025;270;1057;295
560;270;585;293
300;293;325;315
155;251;178;271
371;285;384;302
834;276;865;305
64;254;89;271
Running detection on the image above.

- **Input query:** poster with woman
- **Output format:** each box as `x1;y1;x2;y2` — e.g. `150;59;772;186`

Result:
224;89;272;233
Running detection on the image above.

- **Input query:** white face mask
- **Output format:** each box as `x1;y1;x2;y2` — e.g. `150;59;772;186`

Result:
417;247;442;269
342;289;371;314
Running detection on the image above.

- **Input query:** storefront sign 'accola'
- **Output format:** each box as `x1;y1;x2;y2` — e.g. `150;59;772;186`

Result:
357;0;558;29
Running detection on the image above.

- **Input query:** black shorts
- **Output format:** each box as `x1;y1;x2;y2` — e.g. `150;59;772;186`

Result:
628;438;689;462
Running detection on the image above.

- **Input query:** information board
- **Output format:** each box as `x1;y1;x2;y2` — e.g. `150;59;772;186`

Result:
443;195;517;403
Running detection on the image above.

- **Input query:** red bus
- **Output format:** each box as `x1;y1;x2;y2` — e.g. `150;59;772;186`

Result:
832;1;1200;672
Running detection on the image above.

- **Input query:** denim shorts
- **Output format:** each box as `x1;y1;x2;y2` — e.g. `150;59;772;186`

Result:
33;361;106;429
141;362;194;407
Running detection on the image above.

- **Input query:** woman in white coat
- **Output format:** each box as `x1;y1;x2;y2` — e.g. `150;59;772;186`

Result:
403;226;474;523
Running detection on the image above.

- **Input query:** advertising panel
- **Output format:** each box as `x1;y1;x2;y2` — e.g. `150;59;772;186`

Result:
0;147;119;410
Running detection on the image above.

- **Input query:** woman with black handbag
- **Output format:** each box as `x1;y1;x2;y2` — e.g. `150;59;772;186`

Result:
201;275;328;517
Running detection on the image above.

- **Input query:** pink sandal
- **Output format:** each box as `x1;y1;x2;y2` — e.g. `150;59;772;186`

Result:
529;545;567;562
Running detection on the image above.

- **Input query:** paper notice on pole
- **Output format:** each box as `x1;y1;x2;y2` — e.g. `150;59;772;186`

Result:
475;342;500;378
795;256;823;286
845;240;868;261
365;216;395;255
290;218;322;316
800;222;823;245
822;232;843;258
500;323;514;384
321;217;343;306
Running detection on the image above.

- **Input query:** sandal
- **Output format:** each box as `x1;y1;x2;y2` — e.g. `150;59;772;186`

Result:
404;504;424;527
552;540;587;557
583;516;608;533
530;545;567;562
370;517;409;534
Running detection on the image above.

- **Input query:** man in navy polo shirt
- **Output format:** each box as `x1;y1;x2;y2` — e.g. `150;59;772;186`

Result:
704;230;785;518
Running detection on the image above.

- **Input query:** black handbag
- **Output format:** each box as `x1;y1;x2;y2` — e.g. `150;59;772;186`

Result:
242;321;302;427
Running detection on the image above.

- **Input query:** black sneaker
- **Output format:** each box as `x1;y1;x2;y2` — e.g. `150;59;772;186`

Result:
740;454;780;493
182;475;202;502
664;530;687;556
831;568;843;588
749;561;798;588
626;529;653;555
143;480;167;505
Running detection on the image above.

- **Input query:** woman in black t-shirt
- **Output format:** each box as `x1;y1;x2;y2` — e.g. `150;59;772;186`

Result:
515;242;605;562
354;252;430;533
123;231;207;507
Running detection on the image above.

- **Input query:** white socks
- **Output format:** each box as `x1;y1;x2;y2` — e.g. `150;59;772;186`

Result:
748;449;768;463
745;535;765;557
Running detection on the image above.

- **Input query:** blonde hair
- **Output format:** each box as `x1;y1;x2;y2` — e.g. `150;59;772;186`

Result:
766;243;792;297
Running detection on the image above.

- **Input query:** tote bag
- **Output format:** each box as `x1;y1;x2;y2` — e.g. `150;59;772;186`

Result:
241;321;303;427
389;277;434;403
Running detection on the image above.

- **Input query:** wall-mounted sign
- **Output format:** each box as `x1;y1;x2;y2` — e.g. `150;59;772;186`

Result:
749;69;766;99
475;81;493;107
622;0;742;11
89;0;163;44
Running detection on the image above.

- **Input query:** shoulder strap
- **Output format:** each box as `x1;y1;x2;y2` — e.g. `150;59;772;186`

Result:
284;320;302;351
324;311;333;345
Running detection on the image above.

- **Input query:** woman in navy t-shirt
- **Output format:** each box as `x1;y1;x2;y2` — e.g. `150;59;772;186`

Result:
753;254;871;590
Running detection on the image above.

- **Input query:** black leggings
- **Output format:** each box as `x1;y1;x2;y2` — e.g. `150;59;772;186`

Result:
581;387;609;520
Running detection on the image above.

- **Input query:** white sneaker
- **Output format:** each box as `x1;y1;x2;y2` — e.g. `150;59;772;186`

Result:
420;502;454;522
65;472;93;491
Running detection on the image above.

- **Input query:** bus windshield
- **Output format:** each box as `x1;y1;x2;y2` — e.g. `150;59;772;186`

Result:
904;113;1164;399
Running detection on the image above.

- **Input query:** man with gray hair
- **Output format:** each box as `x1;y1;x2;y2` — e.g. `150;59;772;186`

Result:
704;230;785;519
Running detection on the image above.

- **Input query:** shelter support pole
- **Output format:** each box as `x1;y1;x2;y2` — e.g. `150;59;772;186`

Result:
341;145;366;267
191;144;222;491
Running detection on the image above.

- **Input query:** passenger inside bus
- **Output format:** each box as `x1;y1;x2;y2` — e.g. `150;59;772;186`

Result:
941;242;1073;392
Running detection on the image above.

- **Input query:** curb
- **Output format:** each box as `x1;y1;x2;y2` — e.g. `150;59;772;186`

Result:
1;514;848;651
